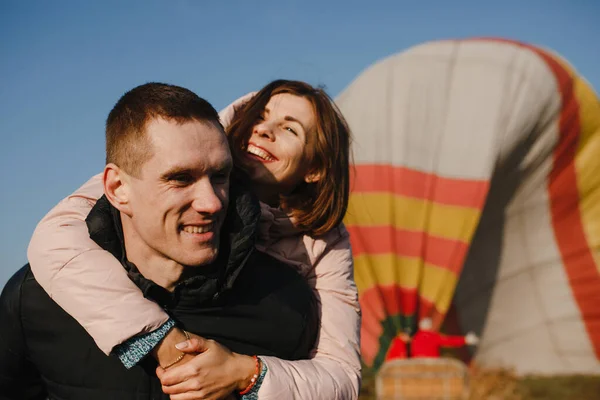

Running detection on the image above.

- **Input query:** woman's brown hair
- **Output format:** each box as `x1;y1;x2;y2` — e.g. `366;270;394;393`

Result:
227;80;352;236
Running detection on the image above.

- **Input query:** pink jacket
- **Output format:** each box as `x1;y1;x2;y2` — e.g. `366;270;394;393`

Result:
28;174;361;399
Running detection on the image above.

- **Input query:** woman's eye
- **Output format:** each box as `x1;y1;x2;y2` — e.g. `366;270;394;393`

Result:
285;127;297;135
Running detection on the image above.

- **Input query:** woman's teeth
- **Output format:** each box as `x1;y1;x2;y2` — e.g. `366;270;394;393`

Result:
182;224;213;234
247;145;275;161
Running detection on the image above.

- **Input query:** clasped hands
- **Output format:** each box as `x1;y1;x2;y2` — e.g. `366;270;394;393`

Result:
153;328;257;400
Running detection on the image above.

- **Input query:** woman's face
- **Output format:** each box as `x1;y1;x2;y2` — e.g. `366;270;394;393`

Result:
243;93;318;195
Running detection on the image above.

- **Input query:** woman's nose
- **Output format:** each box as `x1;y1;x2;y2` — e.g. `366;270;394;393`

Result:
254;123;275;141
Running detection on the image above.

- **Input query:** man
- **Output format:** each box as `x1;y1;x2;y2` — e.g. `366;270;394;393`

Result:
0;83;317;399
410;318;478;358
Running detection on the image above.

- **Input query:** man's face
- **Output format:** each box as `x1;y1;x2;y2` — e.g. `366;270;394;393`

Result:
125;118;232;268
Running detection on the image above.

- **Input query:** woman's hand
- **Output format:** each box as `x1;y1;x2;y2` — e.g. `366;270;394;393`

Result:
219;91;257;128
156;334;257;400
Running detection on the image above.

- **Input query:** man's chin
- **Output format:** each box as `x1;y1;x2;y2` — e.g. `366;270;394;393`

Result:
181;248;219;267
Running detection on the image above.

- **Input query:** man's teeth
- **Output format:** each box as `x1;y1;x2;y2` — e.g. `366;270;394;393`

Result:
247;145;275;161
182;224;213;234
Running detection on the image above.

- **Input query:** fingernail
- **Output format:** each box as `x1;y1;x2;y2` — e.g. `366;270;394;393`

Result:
175;341;189;350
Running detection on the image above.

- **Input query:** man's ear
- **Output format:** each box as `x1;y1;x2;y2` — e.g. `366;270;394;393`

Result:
103;163;133;217
304;170;322;184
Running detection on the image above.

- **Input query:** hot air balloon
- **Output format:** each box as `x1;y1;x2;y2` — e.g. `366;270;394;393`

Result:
337;37;600;375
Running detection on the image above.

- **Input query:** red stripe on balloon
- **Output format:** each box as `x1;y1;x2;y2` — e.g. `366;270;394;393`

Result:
487;38;600;359
350;164;489;208
348;225;469;273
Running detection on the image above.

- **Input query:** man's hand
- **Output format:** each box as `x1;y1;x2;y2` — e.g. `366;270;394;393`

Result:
153;327;197;369
465;332;479;346
399;332;411;342
156;335;257;400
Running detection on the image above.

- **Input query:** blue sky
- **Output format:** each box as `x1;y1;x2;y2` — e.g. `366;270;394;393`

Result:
1;0;598;287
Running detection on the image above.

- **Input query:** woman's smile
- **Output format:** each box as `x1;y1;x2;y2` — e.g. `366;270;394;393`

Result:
246;143;277;162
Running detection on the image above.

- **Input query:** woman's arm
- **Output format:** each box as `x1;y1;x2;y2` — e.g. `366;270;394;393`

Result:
27;174;170;355
258;227;361;400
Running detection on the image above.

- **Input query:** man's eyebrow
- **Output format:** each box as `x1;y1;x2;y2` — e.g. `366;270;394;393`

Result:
161;162;233;178
160;166;193;179
217;160;234;173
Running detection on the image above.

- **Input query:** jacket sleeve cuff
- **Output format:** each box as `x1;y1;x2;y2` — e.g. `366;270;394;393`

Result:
112;318;175;369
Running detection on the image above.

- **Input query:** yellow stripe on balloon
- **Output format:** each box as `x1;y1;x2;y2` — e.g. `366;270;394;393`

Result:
354;253;421;296
419;263;459;315
354;254;459;315
539;51;600;150
346;193;481;242
573;79;600;151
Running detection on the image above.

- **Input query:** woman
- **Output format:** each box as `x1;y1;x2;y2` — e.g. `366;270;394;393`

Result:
28;80;360;399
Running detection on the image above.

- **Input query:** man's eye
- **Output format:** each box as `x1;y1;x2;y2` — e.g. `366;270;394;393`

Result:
170;174;193;184
212;172;230;184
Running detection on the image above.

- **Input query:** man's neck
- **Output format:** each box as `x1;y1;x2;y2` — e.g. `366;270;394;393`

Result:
120;215;184;292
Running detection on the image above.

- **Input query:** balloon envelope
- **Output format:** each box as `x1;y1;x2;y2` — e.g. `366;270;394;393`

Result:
338;38;600;374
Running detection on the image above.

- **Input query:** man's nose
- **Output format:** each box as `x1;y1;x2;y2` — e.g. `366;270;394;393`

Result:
191;180;224;215
254;123;275;141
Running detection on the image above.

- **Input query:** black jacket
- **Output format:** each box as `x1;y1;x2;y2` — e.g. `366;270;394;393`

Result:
0;182;318;399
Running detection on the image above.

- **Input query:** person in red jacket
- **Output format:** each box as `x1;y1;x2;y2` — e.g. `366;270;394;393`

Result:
385;332;411;361
411;318;479;358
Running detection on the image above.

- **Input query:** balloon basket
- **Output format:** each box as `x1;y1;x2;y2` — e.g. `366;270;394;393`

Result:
375;358;470;400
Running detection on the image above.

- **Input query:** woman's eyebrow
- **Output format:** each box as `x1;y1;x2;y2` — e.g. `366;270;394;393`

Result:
283;115;307;132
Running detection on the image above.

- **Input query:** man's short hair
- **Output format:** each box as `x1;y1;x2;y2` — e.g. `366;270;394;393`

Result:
106;82;221;176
